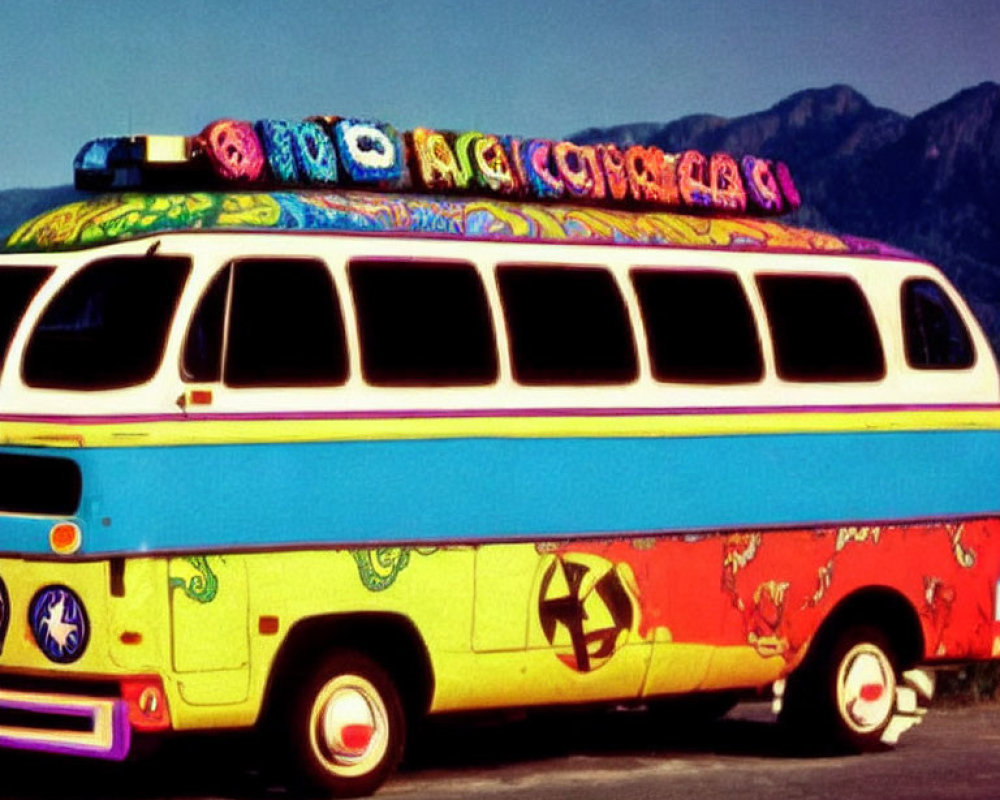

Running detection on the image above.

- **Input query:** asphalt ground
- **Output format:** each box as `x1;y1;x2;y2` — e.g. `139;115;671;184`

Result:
1;702;999;799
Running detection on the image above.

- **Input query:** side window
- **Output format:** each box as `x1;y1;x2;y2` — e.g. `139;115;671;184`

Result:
757;274;885;382
224;258;348;387
183;266;229;382
632;269;763;383
23;255;190;390
0;267;53;368
902;279;974;369
497;265;637;385
349;259;497;386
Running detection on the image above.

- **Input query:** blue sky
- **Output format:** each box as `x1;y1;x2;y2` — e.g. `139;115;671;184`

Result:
1;0;998;189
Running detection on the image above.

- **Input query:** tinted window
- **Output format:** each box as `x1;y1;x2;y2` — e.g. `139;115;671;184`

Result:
0;267;53;369
902;279;974;369
498;265;637;385
632;269;763;383
225;258;348;387
757;274;885;382
350;259;497;386
0;453;81;515
23;256;190;389
183;267;229;382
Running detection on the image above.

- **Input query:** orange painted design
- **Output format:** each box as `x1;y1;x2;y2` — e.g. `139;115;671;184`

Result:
554;518;1000;664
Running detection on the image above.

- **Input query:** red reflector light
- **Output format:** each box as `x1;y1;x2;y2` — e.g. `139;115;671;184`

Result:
258;615;279;635
49;522;82;555
121;677;170;731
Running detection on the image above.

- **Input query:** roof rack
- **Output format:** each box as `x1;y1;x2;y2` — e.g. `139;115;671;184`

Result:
74;116;802;218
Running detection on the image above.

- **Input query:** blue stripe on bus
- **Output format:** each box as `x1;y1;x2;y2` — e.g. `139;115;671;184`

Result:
1;429;998;556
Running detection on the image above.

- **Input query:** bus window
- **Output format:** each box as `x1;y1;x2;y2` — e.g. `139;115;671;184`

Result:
902;279;975;369
0;267;53;370
23;255;190;390
349;259;497;386
224;258;348;387
183;266;229;382
497;265;637;385
757;274;885;382
631;269;763;384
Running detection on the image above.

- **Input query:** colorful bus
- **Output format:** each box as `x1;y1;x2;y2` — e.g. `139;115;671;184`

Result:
0;116;999;796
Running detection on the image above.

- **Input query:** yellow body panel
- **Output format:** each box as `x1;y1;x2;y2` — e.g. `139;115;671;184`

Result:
0;535;800;732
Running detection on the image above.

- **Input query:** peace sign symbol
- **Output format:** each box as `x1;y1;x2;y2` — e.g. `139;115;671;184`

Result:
538;553;635;672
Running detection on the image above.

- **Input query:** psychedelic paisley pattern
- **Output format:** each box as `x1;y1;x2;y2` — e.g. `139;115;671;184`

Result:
169;555;220;603
4;190;906;256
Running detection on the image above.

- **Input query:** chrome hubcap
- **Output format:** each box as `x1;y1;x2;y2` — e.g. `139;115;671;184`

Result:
836;642;895;733
310;674;389;776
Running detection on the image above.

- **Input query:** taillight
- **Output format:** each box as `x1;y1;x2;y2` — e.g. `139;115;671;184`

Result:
120;677;171;731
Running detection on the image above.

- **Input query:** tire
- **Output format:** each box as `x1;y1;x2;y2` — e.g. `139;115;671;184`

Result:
280;650;406;797
781;625;898;752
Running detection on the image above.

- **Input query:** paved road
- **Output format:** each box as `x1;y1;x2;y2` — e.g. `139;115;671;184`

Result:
2;702;999;799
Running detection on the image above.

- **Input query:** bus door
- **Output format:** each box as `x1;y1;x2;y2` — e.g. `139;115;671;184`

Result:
168;555;250;705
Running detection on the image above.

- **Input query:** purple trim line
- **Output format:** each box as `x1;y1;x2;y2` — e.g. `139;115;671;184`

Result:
1;402;998;427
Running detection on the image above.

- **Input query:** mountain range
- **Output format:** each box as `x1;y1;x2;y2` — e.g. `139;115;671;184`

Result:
1;82;999;351
571;82;1000;351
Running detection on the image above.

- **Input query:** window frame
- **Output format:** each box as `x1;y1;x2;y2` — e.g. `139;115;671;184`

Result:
756;272;887;384
901;277;976;371
630;266;765;385
181;256;350;388
348;256;500;388
22;254;191;391
496;262;639;387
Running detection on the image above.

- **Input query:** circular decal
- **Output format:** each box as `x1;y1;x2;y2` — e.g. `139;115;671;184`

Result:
29;585;89;664
0;576;9;654
538;553;635;672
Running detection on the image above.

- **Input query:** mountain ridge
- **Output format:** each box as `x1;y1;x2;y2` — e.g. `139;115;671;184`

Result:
2;83;999;348
570;82;1000;347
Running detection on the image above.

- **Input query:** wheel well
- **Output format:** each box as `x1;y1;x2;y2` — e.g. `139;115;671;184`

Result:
261;612;435;726
805;587;925;670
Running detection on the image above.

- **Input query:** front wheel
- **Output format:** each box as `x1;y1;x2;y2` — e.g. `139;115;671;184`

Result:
781;625;898;752
282;650;405;797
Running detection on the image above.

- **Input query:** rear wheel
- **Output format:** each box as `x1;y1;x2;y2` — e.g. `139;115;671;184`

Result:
281;650;405;797
782;625;898;752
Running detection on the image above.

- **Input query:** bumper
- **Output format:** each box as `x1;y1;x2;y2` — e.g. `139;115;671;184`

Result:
0;687;131;760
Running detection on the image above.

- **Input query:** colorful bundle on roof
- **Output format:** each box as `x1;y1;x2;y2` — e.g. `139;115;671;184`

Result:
73;115;801;217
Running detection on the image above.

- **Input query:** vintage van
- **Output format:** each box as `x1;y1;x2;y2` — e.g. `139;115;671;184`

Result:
0;117;998;796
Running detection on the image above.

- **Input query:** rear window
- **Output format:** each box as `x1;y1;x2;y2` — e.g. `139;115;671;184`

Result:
632;269;763;383
902;279;974;369
757;274;885;382
23;255;190;390
498;265;637;385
